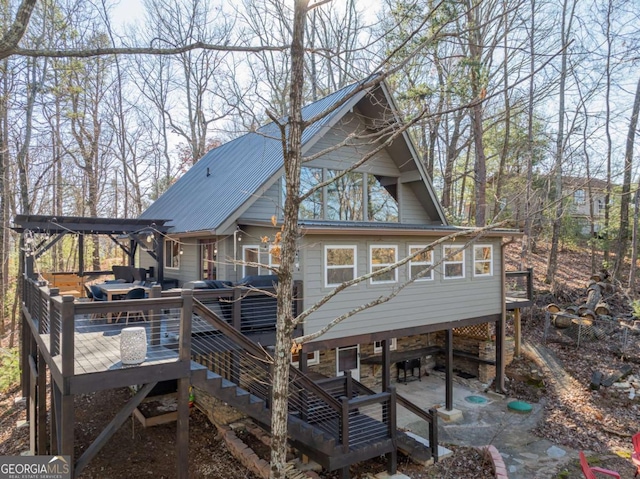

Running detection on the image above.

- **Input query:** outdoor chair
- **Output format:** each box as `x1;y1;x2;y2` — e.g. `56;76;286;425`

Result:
89;285;108;301
115;287;147;324
579;451;620;479
84;285;93;300
632;432;640;477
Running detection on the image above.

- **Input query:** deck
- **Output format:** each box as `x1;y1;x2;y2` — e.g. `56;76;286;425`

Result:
505;269;534;310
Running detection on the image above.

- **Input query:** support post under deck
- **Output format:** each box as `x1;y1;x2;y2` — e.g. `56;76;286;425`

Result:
445;329;453;411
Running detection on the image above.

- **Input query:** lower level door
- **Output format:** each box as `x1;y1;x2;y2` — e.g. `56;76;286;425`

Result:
336;345;360;381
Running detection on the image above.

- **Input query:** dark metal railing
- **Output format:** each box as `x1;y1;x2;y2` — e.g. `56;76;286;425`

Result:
192;299;395;451
164;281;302;335
505;268;534;301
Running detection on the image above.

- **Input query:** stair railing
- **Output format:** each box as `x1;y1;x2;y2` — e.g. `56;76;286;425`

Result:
350;377;439;461
192;299;395;452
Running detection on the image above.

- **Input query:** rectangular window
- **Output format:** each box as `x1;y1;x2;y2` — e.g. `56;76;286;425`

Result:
325;245;356;287
243;245;260;277
200;240;217;280
443;245;464;279
574;189;586;205
326;170;364;221
474;245;493;276
373;338;397;354
299;167;324;220
291;350;320;367
370;245;397;283
409;245;433;281
165;238;180;269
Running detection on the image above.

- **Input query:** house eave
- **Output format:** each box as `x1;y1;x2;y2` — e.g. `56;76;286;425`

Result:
238;219;522;238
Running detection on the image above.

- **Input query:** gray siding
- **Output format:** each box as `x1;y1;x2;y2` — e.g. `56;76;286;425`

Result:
240;179;282;221
176;238;199;285
399;183;431;223
300;236;503;343
305;113;398;176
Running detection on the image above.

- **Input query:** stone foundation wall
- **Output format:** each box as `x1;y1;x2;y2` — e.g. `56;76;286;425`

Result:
433;332;515;383
305;333;439;388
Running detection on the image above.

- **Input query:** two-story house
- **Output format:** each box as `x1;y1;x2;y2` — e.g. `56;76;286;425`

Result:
139;79;519;396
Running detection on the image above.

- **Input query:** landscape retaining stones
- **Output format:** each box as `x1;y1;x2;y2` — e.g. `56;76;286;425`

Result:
481;445;509;479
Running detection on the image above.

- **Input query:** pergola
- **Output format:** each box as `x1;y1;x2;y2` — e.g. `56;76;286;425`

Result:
12;214;171;284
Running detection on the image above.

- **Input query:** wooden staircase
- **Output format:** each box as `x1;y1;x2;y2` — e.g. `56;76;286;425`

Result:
188;299;436;476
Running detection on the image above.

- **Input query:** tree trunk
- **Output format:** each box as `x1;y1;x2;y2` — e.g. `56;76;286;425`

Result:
613;75;640;279
546;0;576;284
521;0;536;269
270;2;307;477
629;184;640;294
466;0;487;227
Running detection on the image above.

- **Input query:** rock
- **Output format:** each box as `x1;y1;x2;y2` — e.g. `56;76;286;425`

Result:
546;446;566;458
613;381;630;389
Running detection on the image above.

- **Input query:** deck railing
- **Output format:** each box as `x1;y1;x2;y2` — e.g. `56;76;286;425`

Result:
163;282;302;335
505;268;534;301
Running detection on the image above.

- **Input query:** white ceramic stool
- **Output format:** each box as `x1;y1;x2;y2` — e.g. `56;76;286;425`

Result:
120;327;147;365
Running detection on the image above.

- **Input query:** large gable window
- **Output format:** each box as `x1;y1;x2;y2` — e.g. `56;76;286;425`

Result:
326;170;363;221
165;238;180;269
443;245;464;279
368;175;398;222
299;167;323;220
370;245;397;284
325;245;356;287
474;245;493;276
409;245;433;281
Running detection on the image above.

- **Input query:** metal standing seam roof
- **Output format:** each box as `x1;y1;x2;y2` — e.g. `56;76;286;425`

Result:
140;82;364;234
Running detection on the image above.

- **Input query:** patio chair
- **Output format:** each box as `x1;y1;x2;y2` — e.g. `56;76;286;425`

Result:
89;284;108;301
116;287;147;324
579;451;620;479
632;432;640;477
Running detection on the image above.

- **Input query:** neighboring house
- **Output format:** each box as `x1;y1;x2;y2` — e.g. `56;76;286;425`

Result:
563;176;608;234
140;79;520;388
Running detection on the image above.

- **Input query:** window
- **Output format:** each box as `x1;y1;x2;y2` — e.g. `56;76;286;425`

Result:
370;245;398;283
574;189;585;205
243;245;260;277
409;245;433;281
291;349;320;367
299;167;323;220
373;338;397;354
326;170;364;221
474;245;493;276
200;240;217;280
165;238;180;269
367;175;398;222
443;245;464;279
325;245;356;287
596;198;605;212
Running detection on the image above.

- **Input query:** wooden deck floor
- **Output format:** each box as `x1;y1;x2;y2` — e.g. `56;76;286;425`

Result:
42;331;179;376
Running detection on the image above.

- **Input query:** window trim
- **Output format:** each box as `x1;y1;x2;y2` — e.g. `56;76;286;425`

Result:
408;245;433;281
242;244;261;278
291;350;320;367
473;244;493;277
324;245;357;287
373;338;397;354
369;245;398;284
164;238;180;270
443;244;465;280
